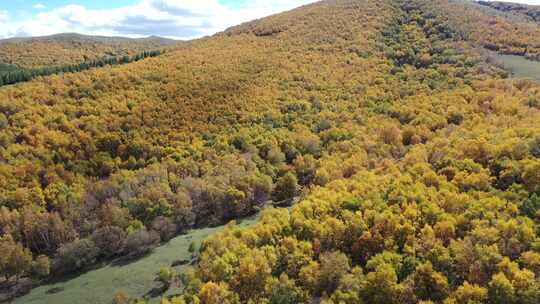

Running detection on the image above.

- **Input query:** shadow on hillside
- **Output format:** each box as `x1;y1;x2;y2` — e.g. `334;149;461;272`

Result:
143;284;169;299
44;261;110;285
109;252;154;268
42;252;154;286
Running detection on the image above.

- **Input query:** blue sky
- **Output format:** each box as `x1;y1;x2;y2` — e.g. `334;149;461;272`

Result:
0;0;317;39
0;0;539;39
3;0;134;11
1;0;259;11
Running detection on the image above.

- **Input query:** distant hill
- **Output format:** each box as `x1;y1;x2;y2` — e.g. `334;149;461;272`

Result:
424;0;540;60
0;33;178;69
478;1;540;23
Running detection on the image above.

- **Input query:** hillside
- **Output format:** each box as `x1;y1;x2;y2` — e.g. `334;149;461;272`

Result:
413;0;540;61
478;1;540;23
0;0;539;303
0;33;177;69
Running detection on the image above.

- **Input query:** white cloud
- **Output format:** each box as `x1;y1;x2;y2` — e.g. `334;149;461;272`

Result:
33;3;46;10
0;11;10;37
0;0;317;40
0;10;8;22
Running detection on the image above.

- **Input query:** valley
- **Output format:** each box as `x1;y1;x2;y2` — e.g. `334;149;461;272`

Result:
13;216;258;304
1;0;540;303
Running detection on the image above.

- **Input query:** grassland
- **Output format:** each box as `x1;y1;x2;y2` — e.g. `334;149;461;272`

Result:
496;54;540;81
13;216;258;304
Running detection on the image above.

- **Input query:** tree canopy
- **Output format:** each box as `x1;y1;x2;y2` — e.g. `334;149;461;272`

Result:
0;1;539;303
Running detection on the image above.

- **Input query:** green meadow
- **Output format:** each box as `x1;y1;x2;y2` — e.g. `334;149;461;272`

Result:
14;217;257;304
497;54;540;81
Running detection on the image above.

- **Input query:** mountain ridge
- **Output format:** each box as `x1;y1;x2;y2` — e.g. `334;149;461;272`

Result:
0;32;178;69
0;33;177;44
478;0;540;23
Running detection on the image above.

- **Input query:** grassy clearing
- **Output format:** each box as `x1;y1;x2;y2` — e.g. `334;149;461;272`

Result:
496;54;540;81
13;216;258;304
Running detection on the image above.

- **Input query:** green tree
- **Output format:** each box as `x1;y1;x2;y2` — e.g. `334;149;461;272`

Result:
158;267;175;289
529;136;540;158
273;172;299;202
32;255;50;278
53;239;99;274
0;235;32;281
447;281;487;304
521;194;540;219
488;273;516;304
91;226;127;258
232;250;273;301
410;262;449;302
319;251;350;294
265;273;306;304
198;282;237;304
362;263;400;304
124;229;160;257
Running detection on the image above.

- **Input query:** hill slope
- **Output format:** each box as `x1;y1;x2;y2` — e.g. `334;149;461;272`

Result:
0;33;177;69
0;0;539;303
173;0;540;303
424;0;540;60
478;1;540;23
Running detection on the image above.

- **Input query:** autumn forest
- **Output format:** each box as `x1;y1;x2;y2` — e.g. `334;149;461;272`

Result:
1;0;540;303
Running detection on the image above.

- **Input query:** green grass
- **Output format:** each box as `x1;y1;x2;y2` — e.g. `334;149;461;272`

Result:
14;216;258;304
496;54;540;81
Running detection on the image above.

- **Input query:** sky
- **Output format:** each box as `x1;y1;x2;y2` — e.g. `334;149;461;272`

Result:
0;0;539;40
0;0;318;40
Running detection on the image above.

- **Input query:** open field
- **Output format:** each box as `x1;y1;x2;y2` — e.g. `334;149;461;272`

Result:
496;54;540;81
13;217;257;304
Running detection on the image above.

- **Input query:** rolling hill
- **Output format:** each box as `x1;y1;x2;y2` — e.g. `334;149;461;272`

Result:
0;33;177;69
0;0;540;303
478;1;540;23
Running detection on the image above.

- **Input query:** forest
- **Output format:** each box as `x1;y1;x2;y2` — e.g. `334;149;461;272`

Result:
0;50;163;87
478;1;540;23
0;34;176;69
431;0;540;61
0;0;539;303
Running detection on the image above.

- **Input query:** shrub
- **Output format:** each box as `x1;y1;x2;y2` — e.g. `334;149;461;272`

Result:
520;194;540;219
273;173;299;202
319;251;350;294
529;136;540;158
31;255;50;278
158;267;175;288
112;291;129;304
0;235;32;280
151;217;178;241
409;262;449;302
266;274;306;304
124;229;160;257
91;226;127;258
53;239;99;275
